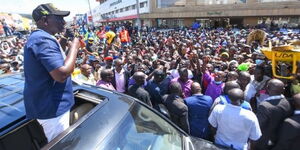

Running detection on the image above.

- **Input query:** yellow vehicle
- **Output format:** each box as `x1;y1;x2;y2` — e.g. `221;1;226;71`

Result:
247;29;300;79
261;43;300;79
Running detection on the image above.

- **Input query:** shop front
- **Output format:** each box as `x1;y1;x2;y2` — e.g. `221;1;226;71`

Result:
156;18;231;28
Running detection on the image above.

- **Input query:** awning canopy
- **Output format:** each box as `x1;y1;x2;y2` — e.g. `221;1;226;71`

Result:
98;15;138;23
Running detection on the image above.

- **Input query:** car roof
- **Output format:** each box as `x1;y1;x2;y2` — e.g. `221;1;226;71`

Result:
0;73;26;136
0;73;139;137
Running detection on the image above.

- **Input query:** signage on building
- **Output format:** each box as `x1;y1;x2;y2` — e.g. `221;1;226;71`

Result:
207;11;222;16
110;0;122;7
101;15;109;19
88;16;93;21
75;14;84;17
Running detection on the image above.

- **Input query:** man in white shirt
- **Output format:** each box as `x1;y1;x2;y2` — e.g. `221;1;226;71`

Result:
244;66;270;110
73;64;96;85
209;88;262;150
112;59;130;93
1;42;11;55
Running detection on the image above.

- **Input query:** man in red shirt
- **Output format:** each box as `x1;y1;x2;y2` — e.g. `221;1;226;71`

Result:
119;26;130;47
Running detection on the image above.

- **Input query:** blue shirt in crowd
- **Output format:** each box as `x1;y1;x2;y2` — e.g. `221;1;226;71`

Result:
145;77;171;106
146;80;163;106
23;30;74;119
184;94;213;139
218;95;252;111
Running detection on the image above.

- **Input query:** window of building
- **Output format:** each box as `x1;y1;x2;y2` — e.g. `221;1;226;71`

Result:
116;10;119;13
120;8;124;12
132;4;136;10
100;0;108;4
140;2;147;8
157;0;177;8
125;6;130;11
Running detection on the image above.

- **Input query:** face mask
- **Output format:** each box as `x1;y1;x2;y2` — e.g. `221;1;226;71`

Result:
214;80;223;85
255;59;264;65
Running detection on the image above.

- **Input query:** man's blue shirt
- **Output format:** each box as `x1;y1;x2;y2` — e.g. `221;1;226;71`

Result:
23;30;74;119
184;94;213;139
145;80;163;106
145;77;171;105
219;95;252;111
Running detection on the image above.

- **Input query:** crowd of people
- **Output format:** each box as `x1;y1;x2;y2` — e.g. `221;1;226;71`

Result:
2;17;300;149
68;24;300;150
0;36;25;74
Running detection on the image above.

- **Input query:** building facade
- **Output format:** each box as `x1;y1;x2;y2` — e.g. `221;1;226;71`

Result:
94;0;151;26
93;0;300;28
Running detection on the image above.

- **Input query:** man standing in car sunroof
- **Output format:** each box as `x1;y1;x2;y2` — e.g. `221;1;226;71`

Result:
23;3;80;142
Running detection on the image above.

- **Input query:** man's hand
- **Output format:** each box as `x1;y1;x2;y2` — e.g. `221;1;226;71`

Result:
71;38;81;50
49;37;80;83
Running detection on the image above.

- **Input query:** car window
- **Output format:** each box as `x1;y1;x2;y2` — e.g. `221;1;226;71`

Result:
74;89;106;103
96;103;182;150
48;96;182;150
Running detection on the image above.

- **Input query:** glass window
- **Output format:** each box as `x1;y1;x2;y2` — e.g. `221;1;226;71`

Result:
132;4;136;9
157;0;179;8
96;103;182;150
125;6;130;11
157;19;185;28
120;8;124;12
140;2;145;8
49;99;183;150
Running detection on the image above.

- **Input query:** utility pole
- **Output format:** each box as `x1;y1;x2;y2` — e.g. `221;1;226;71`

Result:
87;0;95;27
136;0;141;35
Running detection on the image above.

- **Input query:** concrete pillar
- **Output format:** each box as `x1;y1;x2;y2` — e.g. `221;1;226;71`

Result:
150;0;157;10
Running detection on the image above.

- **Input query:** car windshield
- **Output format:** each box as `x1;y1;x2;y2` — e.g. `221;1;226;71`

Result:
96;103;182;150
49;95;182;150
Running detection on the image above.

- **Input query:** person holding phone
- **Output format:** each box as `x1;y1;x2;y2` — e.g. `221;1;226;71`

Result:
24;3;80;142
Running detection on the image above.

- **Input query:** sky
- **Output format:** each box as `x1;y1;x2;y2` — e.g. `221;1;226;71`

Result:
0;0;99;20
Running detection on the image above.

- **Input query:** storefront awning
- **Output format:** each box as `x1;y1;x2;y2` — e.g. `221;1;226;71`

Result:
98;15;138;22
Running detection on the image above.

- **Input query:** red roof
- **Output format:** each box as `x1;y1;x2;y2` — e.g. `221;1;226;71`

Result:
99;15;138;22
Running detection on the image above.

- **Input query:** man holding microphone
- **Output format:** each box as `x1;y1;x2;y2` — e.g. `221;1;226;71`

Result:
23;3;80;142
